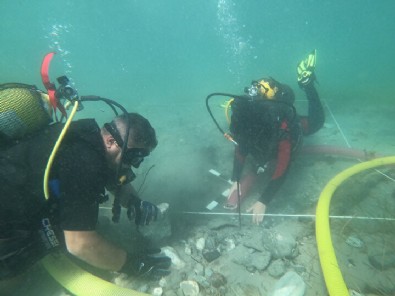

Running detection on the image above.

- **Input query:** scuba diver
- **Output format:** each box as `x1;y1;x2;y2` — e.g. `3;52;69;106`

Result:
0;54;171;293
209;50;324;224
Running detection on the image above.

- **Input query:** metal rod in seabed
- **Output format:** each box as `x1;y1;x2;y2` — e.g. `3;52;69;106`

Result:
181;211;395;221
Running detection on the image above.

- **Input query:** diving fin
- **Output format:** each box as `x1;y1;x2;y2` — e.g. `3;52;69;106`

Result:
297;49;317;86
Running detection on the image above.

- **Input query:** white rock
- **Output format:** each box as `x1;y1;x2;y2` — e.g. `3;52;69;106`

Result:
159;278;167;287
157;203;169;214
272;271;305;296
161;246;185;269
152;287;163;296
112;273;131;288
184;244;192;255
346;235;364;248
224;238;236;251
196;237;205;251
180;280;199;296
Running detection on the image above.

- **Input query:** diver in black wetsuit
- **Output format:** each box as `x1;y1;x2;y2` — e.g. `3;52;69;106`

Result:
0;113;171;293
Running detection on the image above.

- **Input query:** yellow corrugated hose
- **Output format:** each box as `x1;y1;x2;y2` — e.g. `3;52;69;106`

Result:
41;253;149;296
41;101;150;295
316;156;395;295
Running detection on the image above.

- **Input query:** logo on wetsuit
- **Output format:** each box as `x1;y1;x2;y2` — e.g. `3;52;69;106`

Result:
39;218;60;249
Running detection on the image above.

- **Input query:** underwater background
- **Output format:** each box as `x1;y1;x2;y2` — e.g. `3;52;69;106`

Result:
2;0;394;193
1;0;395;295
2;0;394;105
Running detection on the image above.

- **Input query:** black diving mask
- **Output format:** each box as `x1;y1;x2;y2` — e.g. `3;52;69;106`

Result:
122;147;150;168
104;122;150;168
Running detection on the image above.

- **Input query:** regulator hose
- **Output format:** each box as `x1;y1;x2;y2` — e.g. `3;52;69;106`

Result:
205;92;241;145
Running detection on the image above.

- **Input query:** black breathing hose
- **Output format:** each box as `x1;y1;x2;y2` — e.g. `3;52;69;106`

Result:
206;92;243;226
80;96;131;223
205;92;241;137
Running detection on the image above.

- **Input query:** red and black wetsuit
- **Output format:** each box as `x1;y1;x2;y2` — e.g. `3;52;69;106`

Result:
230;83;324;205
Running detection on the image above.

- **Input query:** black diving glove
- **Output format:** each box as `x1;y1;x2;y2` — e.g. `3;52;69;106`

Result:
132;199;159;226
120;249;171;279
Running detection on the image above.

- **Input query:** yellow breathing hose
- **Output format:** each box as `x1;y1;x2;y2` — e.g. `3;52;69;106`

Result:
316;156;395;295
41;101;150;295
43;101;79;199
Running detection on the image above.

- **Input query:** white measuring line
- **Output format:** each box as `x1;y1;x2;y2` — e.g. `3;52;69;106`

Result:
100;206;395;221
324;99;352;148
181;211;395;221
100;207;395;221
324;99;395;182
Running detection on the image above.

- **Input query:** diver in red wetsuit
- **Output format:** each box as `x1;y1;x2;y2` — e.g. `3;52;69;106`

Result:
226;51;324;224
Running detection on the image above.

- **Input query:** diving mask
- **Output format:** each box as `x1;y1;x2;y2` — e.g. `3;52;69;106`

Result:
122;147;150;168
253;79;277;99
104;122;150;168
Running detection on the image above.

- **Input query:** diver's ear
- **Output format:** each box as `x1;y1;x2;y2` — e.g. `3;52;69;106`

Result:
103;134;116;149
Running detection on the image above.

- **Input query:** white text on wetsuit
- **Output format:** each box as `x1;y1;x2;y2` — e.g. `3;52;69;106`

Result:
40;218;60;249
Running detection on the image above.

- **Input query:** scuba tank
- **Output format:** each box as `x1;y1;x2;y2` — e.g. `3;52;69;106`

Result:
0;83;53;142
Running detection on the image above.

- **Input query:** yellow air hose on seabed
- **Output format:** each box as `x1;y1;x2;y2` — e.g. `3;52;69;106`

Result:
316;156;395;296
41;253;149;296
41;100;149;295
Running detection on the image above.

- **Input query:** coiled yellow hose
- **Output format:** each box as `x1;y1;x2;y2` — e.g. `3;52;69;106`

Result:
42;253;149;296
316;156;395;295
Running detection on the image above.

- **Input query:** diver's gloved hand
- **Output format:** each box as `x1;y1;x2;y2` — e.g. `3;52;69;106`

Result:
133;199;159;226
120;249;172;278
297;49;317;87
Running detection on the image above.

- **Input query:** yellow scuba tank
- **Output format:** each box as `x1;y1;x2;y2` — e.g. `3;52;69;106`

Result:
0;83;53;141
